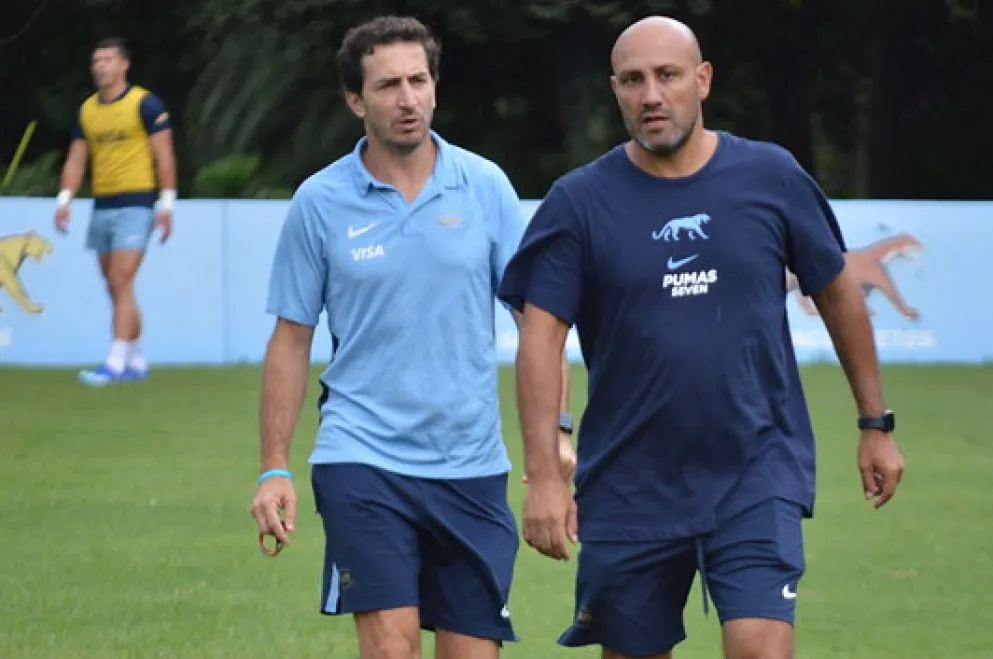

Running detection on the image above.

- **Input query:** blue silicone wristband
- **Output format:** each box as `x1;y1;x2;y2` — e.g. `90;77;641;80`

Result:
258;468;293;485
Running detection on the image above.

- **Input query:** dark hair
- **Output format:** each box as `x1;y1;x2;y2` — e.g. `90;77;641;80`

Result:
336;16;441;95
94;37;130;61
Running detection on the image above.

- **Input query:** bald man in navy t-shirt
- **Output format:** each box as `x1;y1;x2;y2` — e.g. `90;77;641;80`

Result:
498;16;906;659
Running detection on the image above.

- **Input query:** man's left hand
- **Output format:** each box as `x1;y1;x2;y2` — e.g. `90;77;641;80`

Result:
154;209;172;244
857;430;905;509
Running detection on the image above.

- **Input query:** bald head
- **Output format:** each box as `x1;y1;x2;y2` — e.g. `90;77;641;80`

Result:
608;16;712;159
610;16;703;73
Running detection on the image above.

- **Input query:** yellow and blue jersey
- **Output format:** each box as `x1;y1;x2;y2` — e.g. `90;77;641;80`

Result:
72;84;171;209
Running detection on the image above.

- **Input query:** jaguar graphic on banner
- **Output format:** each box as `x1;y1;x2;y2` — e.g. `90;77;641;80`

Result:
782;201;946;362
787;233;923;321
0;229;55;348
785;229;934;357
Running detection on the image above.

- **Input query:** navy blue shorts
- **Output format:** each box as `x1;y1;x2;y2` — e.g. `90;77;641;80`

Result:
558;497;806;657
311;463;519;643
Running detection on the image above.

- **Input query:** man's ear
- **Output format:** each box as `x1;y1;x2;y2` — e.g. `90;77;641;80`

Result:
345;90;365;119
696;61;713;103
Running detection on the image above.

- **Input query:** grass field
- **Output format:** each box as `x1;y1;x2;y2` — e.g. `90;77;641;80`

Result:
2;364;992;658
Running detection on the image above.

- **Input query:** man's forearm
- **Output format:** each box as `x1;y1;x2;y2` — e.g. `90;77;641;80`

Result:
156;151;177;191
559;349;571;415
517;332;564;482
59;161;84;196
259;338;310;471
814;271;886;417
512;308;570;413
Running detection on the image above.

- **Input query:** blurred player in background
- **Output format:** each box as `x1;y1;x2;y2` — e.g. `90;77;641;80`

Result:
55;37;176;386
499;15;905;659
249;15;575;659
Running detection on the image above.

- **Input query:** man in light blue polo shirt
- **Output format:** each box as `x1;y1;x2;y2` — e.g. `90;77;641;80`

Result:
248;16;575;659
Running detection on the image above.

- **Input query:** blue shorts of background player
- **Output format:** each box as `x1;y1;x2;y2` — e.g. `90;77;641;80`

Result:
312;464;519;644
85;206;155;254
558;497;805;657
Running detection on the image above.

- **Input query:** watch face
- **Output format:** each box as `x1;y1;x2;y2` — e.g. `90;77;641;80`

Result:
860;411;895;431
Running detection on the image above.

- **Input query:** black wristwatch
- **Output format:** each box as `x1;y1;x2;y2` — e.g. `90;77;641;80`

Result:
559;413;574;435
857;410;895;433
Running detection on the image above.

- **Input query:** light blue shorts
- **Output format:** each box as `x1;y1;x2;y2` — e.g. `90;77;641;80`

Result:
85;207;155;254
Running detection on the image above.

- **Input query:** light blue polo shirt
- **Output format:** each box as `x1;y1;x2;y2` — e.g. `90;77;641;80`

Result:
265;131;525;479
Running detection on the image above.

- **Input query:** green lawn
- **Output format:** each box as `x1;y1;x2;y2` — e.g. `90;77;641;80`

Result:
1;364;991;658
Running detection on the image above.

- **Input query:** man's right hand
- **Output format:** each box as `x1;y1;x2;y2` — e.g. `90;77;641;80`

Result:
251;475;297;546
55;205;71;233
522;475;578;561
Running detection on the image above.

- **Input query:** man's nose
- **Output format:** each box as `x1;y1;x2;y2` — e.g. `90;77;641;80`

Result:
641;78;665;107
397;81;416;107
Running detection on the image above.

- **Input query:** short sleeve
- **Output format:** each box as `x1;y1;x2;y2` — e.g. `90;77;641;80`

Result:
488;167;526;297
497;181;584;325
782;156;847;297
264;183;328;326
71;106;84;140
139;93;172;134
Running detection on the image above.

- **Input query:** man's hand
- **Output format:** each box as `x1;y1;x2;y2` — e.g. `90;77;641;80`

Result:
154;208;172;244
55;205;71;233
250;475;297;546
522;475;578;561
857;430;905;508
523;432;577;485
557;432;577;484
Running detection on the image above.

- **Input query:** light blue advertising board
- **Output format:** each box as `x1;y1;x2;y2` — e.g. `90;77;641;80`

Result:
1;196;990;366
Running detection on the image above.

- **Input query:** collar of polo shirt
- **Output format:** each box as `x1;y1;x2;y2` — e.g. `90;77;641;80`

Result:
350;130;463;195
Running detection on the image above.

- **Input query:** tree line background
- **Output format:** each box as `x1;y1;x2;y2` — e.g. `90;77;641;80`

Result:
0;0;987;201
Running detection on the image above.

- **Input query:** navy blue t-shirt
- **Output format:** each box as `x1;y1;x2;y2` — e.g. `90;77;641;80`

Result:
498;132;847;542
